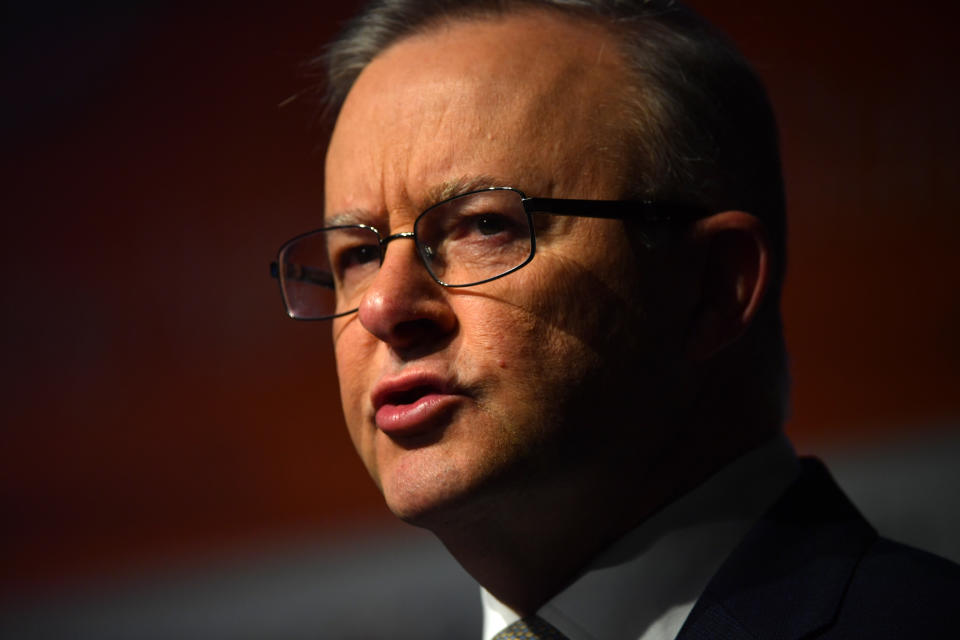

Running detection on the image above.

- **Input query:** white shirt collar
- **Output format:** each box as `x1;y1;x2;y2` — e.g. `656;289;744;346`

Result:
481;435;799;640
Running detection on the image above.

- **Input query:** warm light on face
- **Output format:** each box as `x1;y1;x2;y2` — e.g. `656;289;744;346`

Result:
324;11;691;526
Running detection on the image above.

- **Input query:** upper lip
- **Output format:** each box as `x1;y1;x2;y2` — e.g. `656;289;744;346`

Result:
371;372;458;411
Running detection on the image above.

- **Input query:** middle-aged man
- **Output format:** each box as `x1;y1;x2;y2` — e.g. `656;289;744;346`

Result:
272;0;960;637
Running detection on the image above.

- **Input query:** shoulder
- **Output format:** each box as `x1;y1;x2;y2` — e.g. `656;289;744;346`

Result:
858;536;960;587
678;457;960;639
834;536;960;636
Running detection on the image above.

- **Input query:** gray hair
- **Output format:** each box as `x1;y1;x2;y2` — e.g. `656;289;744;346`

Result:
310;0;790;422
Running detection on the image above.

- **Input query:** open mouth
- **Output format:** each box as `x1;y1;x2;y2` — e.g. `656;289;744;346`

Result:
384;385;439;406
372;376;462;436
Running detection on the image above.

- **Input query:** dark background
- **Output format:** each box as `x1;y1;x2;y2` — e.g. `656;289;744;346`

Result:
3;0;959;613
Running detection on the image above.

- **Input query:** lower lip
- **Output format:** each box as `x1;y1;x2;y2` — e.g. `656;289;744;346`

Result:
375;393;462;436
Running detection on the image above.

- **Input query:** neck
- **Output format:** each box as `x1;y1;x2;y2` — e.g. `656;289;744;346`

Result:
413;360;782;615
418;419;774;615
425;463;642;615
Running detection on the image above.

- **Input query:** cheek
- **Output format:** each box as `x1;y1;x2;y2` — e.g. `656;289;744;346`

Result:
516;256;619;361
333;330;376;441
461;279;602;404
453;294;571;401
479;240;651;425
334;338;387;489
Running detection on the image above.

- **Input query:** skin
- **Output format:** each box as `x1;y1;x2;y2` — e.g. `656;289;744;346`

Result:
325;9;772;613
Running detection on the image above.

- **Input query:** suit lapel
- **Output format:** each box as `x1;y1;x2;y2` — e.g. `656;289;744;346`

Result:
676;459;877;640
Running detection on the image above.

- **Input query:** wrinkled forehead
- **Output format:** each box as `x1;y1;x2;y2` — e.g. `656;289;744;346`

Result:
325;9;635;213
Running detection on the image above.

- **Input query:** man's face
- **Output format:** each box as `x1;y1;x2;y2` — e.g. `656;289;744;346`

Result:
325;11;693;527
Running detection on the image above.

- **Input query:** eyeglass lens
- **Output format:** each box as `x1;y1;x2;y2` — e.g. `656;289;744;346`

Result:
277;189;534;320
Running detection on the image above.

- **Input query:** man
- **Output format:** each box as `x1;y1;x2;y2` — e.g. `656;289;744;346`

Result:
273;0;960;637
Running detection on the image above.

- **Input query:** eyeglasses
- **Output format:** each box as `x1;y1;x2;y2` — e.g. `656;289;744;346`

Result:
271;187;707;320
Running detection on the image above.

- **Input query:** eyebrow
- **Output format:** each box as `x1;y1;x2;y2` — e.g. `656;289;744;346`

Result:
424;174;507;207
324;175;511;227
324;208;373;227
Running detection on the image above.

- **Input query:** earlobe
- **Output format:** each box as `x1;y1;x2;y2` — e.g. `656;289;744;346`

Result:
685;211;770;361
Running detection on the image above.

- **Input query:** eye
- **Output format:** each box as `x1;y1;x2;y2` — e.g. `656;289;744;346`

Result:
473;213;509;236
333;243;380;281
339;243;378;268
297;264;335;289
455;212;523;241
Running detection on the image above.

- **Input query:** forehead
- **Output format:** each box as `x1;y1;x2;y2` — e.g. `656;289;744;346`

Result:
324;9;635;218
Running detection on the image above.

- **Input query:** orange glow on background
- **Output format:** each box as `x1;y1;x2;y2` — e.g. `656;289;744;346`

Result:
2;0;958;600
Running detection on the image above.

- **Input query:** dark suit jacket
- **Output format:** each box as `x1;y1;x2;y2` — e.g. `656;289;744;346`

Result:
677;458;960;639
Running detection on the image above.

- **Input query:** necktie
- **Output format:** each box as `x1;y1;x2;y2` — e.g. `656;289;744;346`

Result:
491;615;570;640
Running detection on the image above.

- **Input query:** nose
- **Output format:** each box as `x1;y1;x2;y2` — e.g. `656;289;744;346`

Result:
356;236;457;350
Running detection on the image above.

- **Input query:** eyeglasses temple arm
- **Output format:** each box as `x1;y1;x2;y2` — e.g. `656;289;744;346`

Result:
522;197;708;223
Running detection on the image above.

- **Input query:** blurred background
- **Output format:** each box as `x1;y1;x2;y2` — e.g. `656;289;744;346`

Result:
2;0;958;637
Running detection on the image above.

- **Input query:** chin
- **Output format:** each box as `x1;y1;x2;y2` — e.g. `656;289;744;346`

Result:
376;441;508;529
382;478;476;529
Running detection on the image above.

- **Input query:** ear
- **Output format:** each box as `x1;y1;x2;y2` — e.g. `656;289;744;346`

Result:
685;211;770;361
